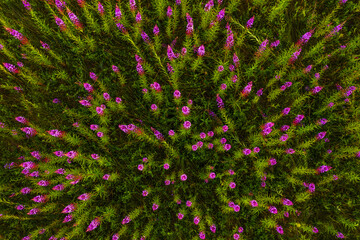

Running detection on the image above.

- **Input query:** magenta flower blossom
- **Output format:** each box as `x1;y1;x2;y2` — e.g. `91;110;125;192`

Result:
86;217;101;232
16;205;25;210
142;190;148;196
282;107;291;115
173;90;181;98
153;24;160;36
90;124;99;131
234;205;240;212
182;106;190;115
180;174;187;181
282;198;293;206
199;231;205;239
186;200;192;207
333;175;338;180
253;147;260;153
151;104;158;111
164;163;170;169
243;148;251;155
313;227;319;233
308;183;315;192
62;204;75;213
138;164;144;171
136;11;142;23
250;200;258;207
276;225;284;234
197;45;205;57
186;17;194;35
183;121;191;129
52;184;64;191
280;125;290;132
21;127;37;137
280;134;288;142
83;82;94;92
27;208;39;215
336;232;345;238
194;216;200;225
37;180;49;186
177;212;184;219
304;64;312;73
21;187;31;194
209;172;216;179
289;48;302;64
229;182;236;189
129;0;136;11
103;174;110;180
246;16;255;28
284;211;289;217
238;227;244;233
233;233;240;240
316;131;327;140
152;203;159;211
66;151;77;159
22;0;31;10
269;206;278;214
32;195;46;203
311;86;323;94
167;6;173;18
121;215;131;224
204;0;214;11
15;116;28;124
271;40;280;48
78;193;90;201
222;125;229;132
167;62;174;73
286;148;295;154
192;145;198;151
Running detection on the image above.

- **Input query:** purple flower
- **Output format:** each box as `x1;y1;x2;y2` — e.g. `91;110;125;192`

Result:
197;45;205;57
183;121;191;129
282;107;291;115
180;174;187;181
229;182;236;189
269;206;278;214
78;193;90;201
336;232;345;238
270;40;280;48
246;16;255;28
151;104;158;111
250;200;258;207
152;203;159;211
224;144;231;151
167;6;172;18
210;224;216;233
243;148;251;155
276;225;284;234
86;217;101;232
135;11;142;23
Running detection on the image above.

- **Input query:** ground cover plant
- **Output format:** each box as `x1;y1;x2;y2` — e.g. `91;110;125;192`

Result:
0;0;360;239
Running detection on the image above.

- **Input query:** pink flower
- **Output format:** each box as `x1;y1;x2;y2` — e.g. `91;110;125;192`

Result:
186;200;192;207
209;172;216;179
276;225;284;234
78;193;90;201
192;145;198;151
246;15;255;28
223;125;228;132
62;204;75;213
97;132;104;137
269;206;278;214
253;147;260;153
229;182;236;189
177;212;184;219
333;175;338;180
233;233;240;240
52;184;64;191
165;180;170;185
199;231;205;239
282;198;293;206
224;144;231;151
280;134;288;141
168;130;175;136
286;148;295;154
182;106;190;115
180;174;187;181
200;132;206;139
238;227;244;233
151;104;158;111
250;200;258;207
27;208;39;215
173;90;181;98
152;203;159;211
197;45;205;57
207;131;214;137
142;190;148;196
243;148;251;155
284;211;289;217
136;11;142;23
194;216;200;225
86;217;101;232
164;163;170;169
208;143;214;149
183;121;191;129
103;174;110;180
21;187;31;195
66;151;77;159
121;215;131;225
138;164;144;171
207;224;215;233
32;195;46;203
313;227;319;233
269;158;277;165
234;205;240;212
